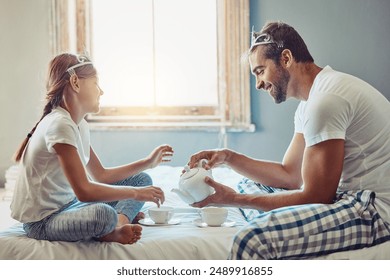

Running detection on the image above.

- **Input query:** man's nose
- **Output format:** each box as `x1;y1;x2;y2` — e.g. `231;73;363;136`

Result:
256;79;264;90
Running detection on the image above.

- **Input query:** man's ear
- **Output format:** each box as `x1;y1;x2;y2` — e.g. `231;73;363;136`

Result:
280;49;293;68
69;75;80;92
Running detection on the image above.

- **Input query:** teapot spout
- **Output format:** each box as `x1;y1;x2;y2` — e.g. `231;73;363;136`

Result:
171;188;196;204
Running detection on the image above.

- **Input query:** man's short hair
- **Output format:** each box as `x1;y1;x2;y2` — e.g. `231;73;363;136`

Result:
251;21;314;64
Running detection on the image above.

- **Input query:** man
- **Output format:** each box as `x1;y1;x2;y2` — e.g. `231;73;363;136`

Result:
187;21;390;259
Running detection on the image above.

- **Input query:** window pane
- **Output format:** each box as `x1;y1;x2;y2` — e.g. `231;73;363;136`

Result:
91;0;154;107
91;0;218;109
154;0;218;106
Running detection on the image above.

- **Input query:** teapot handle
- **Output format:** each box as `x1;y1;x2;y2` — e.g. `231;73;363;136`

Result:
197;159;208;168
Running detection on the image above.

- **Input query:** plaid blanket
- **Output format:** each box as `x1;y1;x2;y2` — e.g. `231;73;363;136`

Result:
232;178;390;259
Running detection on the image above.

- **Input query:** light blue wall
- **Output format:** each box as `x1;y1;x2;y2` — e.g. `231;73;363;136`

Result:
91;0;390;168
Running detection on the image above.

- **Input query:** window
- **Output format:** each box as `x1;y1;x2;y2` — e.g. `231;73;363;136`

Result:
49;0;253;132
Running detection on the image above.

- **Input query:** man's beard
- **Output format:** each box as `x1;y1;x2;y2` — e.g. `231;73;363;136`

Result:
273;67;290;104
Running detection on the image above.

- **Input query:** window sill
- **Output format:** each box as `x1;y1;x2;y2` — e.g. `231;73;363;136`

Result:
88;121;255;132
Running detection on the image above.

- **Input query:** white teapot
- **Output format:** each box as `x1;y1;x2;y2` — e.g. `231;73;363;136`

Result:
171;159;214;204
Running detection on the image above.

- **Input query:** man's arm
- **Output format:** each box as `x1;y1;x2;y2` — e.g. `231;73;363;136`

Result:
227;133;305;190
300;138;344;204
235;138;344;210
193;138;344;210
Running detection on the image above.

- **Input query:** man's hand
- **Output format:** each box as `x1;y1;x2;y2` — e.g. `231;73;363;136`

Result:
191;177;237;208
188;149;232;170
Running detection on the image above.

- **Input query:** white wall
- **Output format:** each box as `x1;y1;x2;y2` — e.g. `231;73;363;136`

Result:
0;0;51;186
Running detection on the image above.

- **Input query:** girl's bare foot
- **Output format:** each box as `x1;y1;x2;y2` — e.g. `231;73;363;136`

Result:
117;212;145;226
99;224;142;244
132;212;145;224
117;213;130;226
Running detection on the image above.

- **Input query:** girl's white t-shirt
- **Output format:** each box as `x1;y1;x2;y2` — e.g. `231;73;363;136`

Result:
295;66;390;223
11;107;90;223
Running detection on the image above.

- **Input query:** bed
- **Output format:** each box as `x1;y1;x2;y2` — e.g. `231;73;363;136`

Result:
1;166;389;260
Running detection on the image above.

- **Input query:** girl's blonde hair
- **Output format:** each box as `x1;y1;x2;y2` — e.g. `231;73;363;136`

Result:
13;53;96;162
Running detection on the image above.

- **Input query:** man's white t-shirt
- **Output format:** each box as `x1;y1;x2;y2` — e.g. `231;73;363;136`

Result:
11;107;90;223
295;66;390;223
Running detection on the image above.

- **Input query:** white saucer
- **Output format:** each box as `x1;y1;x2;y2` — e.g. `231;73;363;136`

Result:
193;218;236;228
139;218;180;226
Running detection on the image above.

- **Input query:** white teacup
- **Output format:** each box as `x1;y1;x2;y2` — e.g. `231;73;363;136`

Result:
148;206;174;224
201;207;228;226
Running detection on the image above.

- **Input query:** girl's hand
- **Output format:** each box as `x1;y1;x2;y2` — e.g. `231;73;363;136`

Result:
135;186;165;207
146;144;174;169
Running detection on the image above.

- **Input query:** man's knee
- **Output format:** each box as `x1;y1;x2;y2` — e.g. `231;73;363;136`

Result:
231;222;277;260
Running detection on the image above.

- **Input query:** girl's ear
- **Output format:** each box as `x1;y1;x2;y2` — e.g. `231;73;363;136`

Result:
69;75;80;92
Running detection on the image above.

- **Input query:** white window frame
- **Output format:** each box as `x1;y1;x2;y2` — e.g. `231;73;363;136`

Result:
49;0;254;132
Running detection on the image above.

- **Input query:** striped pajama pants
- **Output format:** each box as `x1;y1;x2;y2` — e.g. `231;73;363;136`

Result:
231;179;390;259
23;172;151;242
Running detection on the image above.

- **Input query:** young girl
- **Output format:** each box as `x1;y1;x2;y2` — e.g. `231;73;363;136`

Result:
11;53;174;245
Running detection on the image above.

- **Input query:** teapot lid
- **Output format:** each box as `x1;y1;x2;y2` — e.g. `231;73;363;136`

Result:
181;168;199;180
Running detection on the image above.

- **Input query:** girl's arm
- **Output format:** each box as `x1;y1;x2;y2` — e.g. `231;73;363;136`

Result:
86;145;174;184
53;143;165;204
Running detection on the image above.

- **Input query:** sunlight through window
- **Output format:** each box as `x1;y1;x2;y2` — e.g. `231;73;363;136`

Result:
49;0;252;130
91;0;218;108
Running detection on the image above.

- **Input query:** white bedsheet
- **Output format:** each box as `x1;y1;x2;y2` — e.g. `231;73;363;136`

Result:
0;207;246;259
1;166;389;260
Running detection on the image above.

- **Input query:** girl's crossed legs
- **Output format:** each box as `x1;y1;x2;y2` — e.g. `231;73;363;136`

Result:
24;172;152;244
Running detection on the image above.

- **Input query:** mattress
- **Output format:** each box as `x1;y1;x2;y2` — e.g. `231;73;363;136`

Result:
1;166;389;260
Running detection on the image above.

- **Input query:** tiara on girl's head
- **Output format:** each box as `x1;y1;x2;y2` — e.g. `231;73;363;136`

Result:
66;54;93;76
